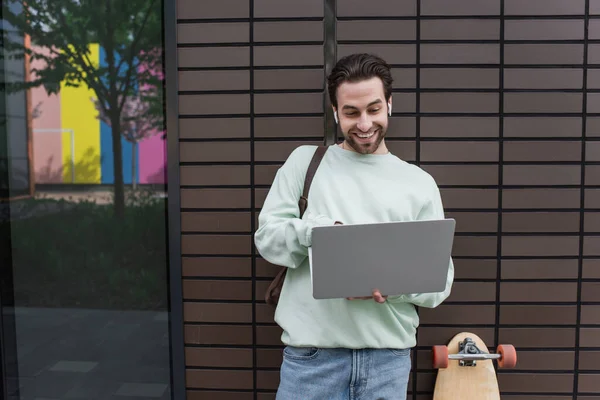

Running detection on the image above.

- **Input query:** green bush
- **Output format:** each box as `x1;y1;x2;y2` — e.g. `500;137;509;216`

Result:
1;190;169;311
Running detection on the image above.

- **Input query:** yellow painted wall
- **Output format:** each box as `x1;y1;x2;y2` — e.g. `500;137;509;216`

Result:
60;44;101;183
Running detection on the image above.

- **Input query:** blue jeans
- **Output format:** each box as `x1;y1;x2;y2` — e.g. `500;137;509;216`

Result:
276;346;412;400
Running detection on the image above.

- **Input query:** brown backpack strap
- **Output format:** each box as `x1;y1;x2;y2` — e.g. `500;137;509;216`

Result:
265;145;329;305
298;145;328;218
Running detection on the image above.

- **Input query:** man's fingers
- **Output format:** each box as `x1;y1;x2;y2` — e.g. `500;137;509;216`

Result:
372;290;388;303
346;291;388;303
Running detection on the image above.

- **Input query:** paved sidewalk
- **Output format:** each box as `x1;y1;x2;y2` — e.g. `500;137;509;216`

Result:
7;307;172;400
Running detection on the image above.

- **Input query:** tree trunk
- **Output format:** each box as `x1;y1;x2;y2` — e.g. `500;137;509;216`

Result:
110;110;125;218
132;141;137;190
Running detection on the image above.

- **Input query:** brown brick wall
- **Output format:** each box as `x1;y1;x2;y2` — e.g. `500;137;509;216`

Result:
176;0;600;397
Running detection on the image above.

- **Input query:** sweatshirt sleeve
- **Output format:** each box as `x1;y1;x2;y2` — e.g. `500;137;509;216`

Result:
387;175;455;308
254;147;337;269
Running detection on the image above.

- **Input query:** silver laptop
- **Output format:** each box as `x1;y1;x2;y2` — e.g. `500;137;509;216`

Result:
309;219;455;300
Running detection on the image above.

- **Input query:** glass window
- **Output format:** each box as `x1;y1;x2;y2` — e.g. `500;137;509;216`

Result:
1;0;172;398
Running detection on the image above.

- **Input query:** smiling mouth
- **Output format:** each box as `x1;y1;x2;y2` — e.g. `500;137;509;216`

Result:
352;129;378;140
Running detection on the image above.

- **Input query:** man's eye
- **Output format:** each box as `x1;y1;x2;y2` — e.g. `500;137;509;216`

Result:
370;108;381;113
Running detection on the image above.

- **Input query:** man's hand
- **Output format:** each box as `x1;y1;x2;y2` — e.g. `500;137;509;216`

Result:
347;289;387;304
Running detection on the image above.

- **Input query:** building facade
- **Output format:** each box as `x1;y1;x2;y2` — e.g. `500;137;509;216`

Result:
1;0;599;399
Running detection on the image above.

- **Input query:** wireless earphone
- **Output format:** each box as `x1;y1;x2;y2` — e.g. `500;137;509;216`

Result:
333;102;392;124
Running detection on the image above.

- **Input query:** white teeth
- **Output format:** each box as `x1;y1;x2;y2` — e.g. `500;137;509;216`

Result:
357;131;375;139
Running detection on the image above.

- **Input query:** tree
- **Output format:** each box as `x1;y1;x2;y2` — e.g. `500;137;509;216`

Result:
92;86;164;189
1;0;163;217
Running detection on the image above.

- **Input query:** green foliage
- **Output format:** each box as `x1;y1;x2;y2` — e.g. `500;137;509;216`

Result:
1;192;169;310
1;0;165;217
1;0;162;105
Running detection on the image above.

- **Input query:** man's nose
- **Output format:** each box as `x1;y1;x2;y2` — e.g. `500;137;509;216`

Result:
356;115;372;132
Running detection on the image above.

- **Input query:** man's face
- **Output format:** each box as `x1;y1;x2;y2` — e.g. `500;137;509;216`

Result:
334;77;390;155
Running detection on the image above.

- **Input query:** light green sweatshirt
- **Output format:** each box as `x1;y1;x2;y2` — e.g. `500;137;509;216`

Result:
254;144;454;350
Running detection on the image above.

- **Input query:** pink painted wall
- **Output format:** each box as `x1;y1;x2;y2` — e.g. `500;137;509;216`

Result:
30;46;63;183
138;52;167;185
139;134;166;184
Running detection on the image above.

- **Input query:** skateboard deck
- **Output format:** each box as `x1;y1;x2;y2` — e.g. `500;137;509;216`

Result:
432;332;516;400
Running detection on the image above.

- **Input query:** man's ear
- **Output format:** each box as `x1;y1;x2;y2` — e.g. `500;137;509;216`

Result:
332;107;338;124
387;98;392;116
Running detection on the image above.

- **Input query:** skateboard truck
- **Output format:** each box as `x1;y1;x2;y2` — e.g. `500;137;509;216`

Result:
453;337;499;367
432;338;517;369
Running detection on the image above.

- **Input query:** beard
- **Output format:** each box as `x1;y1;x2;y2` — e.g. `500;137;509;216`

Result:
343;124;387;155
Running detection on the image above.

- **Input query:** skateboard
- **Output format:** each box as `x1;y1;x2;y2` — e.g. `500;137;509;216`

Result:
432;332;517;400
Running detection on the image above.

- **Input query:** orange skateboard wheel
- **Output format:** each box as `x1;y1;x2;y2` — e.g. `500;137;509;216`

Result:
432;345;449;369
496;344;517;369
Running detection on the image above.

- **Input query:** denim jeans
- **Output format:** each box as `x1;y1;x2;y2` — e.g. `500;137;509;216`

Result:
276;346;412;400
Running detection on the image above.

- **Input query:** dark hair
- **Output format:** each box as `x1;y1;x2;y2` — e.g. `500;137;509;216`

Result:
327;53;393;108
